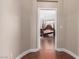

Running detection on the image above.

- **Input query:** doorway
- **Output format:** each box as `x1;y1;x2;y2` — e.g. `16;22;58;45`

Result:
37;8;57;49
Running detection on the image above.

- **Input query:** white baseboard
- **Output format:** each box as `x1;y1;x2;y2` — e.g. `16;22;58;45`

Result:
16;48;79;59
56;48;79;59
16;49;39;59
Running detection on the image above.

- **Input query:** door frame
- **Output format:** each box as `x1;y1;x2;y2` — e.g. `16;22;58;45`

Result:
37;7;58;49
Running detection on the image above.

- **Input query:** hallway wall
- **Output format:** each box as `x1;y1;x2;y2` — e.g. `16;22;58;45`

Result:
30;0;79;56
0;0;21;59
27;0;79;57
57;0;66;49
0;0;79;59
62;0;79;56
30;0;37;49
21;0;32;55
0;0;33;59
78;2;79;56
30;0;67;50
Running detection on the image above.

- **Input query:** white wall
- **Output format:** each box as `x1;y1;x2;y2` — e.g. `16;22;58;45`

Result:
57;0;67;48
61;0;79;55
0;0;79;58
78;1;79;56
30;0;79;56
55;0;79;56
20;0;32;54
30;0;38;49
31;0;79;56
0;0;21;59
0;0;33;59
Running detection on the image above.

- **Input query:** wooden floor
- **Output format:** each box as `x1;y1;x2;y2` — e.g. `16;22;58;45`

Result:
21;51;75;59
21;37;75;59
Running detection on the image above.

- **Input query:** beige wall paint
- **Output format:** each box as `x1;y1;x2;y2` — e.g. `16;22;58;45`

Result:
30;0;37;48
62;0;79;55
0;0;21;59
0;0;79;58
56;0;79;56
0;0;33;59
27;0;79;56
31;0;79;56
57;0;67;48
78;2;79;56
21;0;32;54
